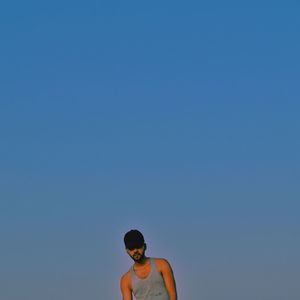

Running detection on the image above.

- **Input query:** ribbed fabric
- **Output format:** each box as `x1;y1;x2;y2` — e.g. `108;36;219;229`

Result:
130;258;169;300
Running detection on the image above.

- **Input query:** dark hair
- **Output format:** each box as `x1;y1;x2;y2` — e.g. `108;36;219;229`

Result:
124;229;145;249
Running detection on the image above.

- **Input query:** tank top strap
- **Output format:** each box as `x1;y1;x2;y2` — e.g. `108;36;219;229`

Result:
150;258;157;272
129;265;137;281
130;258;155;281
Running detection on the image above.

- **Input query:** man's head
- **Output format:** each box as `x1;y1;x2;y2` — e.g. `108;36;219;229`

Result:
124;229;147;262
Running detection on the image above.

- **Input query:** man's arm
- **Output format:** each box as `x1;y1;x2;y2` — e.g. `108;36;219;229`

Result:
159;259;177;300
120;273;133;300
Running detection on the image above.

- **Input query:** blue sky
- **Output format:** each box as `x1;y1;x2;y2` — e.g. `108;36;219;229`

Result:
1;1;300;300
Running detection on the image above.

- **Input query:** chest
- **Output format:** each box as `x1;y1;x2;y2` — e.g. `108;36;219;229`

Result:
133;263;152;279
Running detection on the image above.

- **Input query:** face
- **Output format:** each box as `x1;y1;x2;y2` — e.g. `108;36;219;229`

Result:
126;244;146;263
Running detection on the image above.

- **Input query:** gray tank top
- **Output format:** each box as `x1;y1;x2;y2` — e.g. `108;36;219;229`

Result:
130;258;169;300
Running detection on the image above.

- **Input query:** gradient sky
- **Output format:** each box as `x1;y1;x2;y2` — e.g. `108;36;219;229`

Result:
1;1;300;300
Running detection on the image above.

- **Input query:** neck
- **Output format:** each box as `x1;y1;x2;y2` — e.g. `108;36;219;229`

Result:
134;256;149;266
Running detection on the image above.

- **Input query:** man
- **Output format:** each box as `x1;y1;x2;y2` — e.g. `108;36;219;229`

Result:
120;229;177;300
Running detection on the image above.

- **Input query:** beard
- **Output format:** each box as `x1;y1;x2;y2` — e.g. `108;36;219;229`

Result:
131;250;146;263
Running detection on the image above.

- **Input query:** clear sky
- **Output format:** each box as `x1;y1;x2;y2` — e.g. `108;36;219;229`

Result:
1;1;299;300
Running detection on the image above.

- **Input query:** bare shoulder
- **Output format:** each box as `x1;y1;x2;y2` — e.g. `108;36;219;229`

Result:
153;258;173;272
120;271;132;289
120;270;133;300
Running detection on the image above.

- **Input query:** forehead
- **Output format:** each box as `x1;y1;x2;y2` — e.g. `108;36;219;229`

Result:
126;244;145;250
